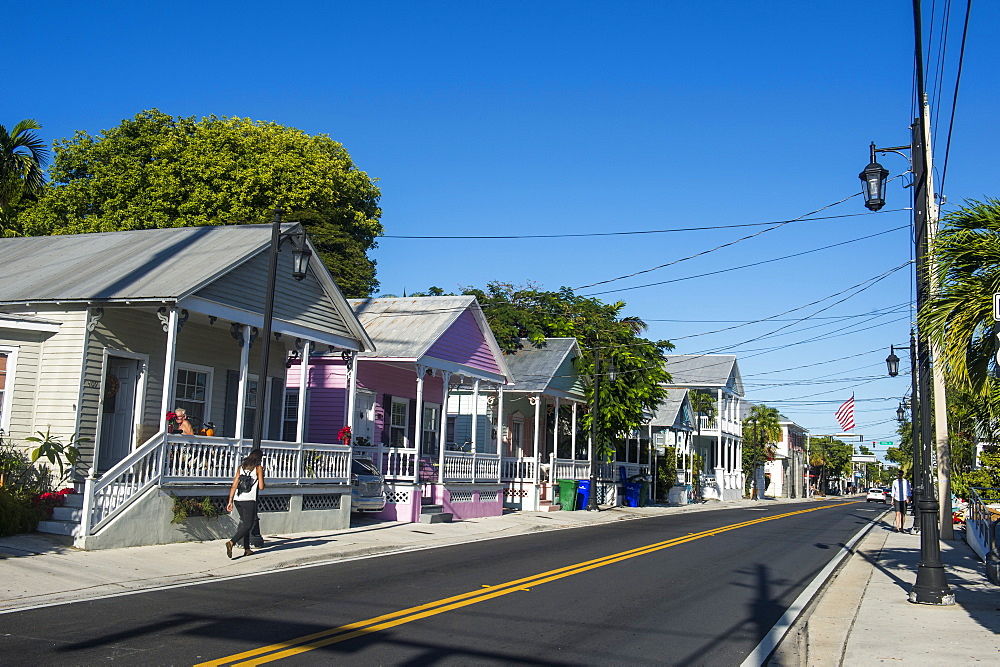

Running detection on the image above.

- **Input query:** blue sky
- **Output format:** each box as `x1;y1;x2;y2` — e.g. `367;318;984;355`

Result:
5;1;998;455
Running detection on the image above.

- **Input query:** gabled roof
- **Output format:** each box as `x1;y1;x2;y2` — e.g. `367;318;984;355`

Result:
503;338;584;398
0;225;373;351
663;354;744;396
348;296;511;382
649;388;692;429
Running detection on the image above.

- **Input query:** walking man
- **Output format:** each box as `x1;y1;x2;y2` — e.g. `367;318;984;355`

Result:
890;470;912;532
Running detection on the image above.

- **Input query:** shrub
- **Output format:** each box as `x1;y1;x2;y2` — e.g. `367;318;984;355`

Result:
0;488;46;536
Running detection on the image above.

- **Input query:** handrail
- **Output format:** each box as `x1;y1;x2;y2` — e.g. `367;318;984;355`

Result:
82;430;168;537
965;487;1000;584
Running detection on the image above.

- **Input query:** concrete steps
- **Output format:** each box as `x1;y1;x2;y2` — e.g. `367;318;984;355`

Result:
36;491;84;537
418;503;453;524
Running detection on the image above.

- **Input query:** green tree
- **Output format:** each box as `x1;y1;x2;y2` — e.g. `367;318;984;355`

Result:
808;436;852;494
0;119;48;234
742;404;781;497
463;281;673;458
18;110;382;296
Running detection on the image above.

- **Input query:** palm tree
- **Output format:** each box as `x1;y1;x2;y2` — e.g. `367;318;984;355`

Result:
919;198;1000;399
0;119;49;232
742;404;781;499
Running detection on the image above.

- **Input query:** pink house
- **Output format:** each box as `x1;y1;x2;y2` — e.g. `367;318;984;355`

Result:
288;296;512;522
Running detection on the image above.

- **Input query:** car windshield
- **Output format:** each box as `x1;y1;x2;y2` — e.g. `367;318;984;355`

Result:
869;488;881;493
352;458;381;476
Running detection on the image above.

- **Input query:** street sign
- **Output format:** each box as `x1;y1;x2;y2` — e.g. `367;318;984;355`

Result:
879;441;893;446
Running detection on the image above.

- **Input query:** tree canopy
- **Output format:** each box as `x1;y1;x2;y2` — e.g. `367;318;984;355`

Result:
742;403;781;474
461;281;674;458
14;110;383;296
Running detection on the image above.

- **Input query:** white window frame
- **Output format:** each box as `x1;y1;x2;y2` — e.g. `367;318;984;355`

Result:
0;346;18;435
172;362;214;425
389;397;409;448
422;402;440;453
282;387;299;442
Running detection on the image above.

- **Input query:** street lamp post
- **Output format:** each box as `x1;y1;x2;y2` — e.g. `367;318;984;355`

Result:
585;347;603;511
251;207;313;452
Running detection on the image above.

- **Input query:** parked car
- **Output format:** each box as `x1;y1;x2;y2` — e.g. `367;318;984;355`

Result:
351;457;387;512
866;487;888;503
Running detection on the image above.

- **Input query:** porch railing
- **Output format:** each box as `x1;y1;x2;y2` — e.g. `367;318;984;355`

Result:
965;487;1000;584
442;452;501;483
81;433;351;537
502;456;537;482
552;458;590;481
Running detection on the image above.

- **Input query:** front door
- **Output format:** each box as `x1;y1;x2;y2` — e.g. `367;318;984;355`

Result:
355;392;376;445
97;357;142;472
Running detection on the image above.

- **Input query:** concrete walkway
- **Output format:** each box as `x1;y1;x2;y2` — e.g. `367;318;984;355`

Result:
2;496;997;665
768;515;1000;665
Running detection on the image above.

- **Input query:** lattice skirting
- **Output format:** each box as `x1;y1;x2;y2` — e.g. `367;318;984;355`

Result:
478;490;499;503
386;489;412;504
449;491;475;503
302;494;341;510
504;488;529;498
258;495;291;512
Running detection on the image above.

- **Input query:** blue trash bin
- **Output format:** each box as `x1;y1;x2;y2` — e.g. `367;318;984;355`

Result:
576;480;591;509
624;482;642;507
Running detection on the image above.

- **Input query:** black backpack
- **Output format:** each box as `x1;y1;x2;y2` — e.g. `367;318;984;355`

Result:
237;468;256;494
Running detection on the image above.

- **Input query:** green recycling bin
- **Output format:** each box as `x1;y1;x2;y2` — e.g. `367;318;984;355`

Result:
640;481;650;506
557;479;578;511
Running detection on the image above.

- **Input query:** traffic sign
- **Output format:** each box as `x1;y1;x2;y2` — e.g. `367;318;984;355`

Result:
879;441;893;446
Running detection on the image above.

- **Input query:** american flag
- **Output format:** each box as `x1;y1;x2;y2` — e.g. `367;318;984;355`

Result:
835;395;855;431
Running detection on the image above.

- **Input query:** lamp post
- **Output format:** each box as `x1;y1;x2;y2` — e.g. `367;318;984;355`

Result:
251;207;313;452
585;347;603;511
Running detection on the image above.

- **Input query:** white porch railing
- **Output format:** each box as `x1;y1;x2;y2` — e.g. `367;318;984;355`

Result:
81;432;352;537
965;488;1000;578
552;459;590;481
442;452;501;483
502;456;537;482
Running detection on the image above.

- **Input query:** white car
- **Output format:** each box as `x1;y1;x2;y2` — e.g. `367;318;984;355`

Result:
866;487;888;503
351;457;387;512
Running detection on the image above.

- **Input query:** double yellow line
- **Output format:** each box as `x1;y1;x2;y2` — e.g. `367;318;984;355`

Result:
198;503;849;666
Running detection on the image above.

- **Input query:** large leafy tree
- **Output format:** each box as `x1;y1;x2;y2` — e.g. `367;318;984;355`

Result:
808;436;852;494
0;119;49;233
462;281;674;458
742;403;781;496
17;110;383;296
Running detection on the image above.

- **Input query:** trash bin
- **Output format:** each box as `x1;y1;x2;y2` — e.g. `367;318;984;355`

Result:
557;479;578;511
577;480;591;510
624;482;642;507
640;481;650;507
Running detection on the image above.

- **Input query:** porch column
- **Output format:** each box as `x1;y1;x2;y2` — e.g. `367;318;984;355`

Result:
571;402;578;462
234;324;251;442
159;307;180;426
471;379;480;453
531;394;541;484
553;397;560;460
716;388;724;476
345;351;358;436
438;371;451;483
414;365;426;484
495;384;505;456
296;341;311;444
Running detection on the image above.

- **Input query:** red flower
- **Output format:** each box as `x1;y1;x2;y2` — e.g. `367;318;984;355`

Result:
337;425;352;443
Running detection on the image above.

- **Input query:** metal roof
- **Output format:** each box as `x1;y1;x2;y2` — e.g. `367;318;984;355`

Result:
503;338;582;396
349;296;477;358
663;354;743;395
649;389;691;428
0;225;284;303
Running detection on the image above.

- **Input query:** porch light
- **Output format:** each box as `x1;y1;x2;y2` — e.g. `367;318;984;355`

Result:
290;230;312;281
860;143;890;212
886;346;900;377
897;402;906;423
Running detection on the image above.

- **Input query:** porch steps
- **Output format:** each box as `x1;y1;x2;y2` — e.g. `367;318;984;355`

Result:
418;504;453;524
539;500;562;512
36;491;84;537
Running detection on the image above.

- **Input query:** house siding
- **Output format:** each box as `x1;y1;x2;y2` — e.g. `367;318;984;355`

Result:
193;249;354;340
82;308;290;466
0;328;48;444
424;309;502;376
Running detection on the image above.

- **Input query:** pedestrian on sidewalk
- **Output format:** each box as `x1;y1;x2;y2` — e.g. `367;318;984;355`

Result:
890;469;911;532
226;449;265;558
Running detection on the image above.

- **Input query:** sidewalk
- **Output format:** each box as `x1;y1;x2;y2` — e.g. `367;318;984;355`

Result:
769;516;1000;665
0;497;759;614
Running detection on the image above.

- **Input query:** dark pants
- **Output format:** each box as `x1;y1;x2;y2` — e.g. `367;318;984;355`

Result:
232;500;257;549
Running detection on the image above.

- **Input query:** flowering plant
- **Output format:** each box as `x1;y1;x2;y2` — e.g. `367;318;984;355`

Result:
337;425;352;445
165;411;177;422
32;487;76;518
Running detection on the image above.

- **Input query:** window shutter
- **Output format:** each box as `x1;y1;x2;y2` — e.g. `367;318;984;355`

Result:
381;394;392;445
223;370;239;438
408;399;417;450
268;377;284;441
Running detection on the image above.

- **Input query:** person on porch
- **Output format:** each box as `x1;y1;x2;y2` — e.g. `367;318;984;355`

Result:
173;408;196;435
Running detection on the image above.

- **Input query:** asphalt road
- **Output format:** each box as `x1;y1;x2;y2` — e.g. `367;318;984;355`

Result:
0;499;881;666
